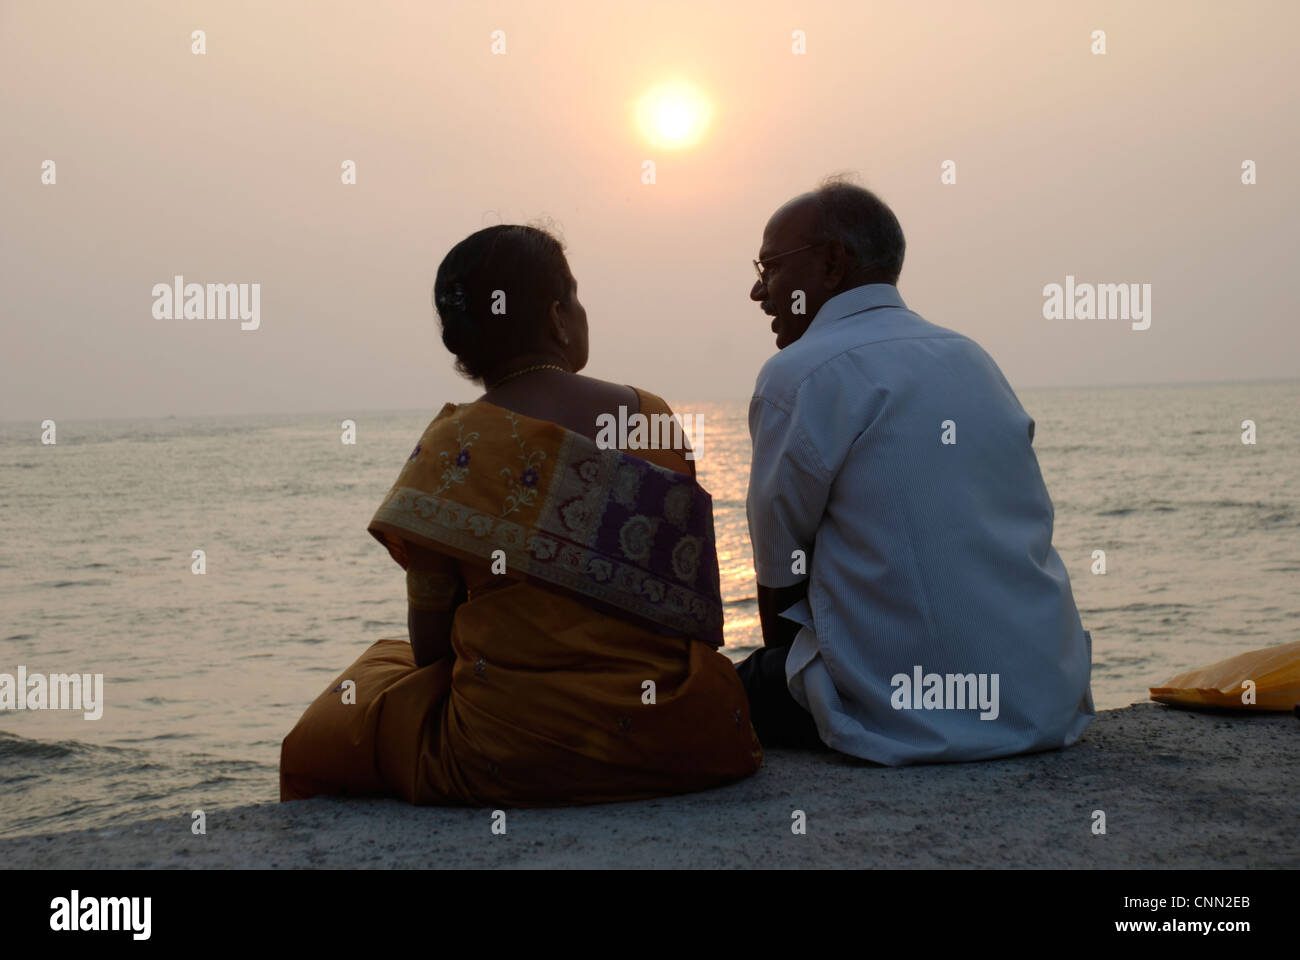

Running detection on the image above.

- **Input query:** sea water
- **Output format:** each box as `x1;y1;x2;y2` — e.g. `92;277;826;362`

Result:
1;381;1296;837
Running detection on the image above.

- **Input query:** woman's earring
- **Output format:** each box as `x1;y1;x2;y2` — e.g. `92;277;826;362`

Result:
561;335;570;345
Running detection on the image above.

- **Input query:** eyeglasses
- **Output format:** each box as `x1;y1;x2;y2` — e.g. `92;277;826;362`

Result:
753;243;823;283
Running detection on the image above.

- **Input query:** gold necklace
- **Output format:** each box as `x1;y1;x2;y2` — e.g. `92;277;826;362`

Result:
488;363;568;389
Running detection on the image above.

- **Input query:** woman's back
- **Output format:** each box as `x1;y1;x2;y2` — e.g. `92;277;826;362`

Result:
279;222;760;807
281;387;760;807
478;370;640;447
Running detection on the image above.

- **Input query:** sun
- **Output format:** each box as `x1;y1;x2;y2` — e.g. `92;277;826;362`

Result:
636;81;712;150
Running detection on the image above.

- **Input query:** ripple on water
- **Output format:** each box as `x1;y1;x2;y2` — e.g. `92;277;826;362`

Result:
0;733;87;760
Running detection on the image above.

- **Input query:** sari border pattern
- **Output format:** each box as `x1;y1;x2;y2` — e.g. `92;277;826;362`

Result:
369;413;725;646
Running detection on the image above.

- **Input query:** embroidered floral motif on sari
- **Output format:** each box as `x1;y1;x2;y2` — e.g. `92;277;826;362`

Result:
369;401;725;646
421;419;479;495
499;410;546;517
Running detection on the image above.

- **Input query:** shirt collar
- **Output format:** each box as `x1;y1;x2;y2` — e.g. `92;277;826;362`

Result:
805;283;906;337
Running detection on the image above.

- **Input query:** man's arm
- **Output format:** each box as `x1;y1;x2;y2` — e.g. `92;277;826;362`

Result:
757;580;808;648
747;395;828;648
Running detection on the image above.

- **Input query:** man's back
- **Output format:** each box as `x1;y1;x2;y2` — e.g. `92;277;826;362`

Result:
747;283;1094;764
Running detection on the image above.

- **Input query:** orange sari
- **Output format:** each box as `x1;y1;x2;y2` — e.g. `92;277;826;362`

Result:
280;388;762;806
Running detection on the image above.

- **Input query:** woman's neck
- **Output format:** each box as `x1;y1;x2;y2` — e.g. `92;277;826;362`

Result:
479;353;572;396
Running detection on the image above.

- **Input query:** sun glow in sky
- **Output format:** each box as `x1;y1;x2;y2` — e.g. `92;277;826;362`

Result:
636;80;712;149
2;2;1298;421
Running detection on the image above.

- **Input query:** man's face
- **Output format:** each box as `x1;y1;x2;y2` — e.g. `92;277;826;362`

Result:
750;198;831;350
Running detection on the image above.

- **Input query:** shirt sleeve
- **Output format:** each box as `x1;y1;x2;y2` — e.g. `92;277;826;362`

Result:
746;395;832;588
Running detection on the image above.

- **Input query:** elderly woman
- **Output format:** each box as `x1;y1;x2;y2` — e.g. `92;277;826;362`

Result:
280;224;761;806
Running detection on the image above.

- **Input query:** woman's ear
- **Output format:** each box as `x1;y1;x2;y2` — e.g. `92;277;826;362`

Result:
548;300;570;345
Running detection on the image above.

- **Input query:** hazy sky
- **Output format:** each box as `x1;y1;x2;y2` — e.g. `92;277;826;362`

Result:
3;0;1297;420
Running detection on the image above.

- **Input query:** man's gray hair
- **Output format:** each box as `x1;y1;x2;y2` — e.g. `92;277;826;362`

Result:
809;175;905;285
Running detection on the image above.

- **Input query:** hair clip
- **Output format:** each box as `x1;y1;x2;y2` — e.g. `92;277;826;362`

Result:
436;281;467;313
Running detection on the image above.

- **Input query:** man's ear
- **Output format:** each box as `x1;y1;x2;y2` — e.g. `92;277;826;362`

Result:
823;239;850;289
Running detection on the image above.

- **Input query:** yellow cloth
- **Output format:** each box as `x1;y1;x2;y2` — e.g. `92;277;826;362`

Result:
1149;640;1300;711
281;388;762;805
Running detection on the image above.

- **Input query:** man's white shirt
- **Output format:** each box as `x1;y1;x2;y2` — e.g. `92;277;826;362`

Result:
747;283;1094;765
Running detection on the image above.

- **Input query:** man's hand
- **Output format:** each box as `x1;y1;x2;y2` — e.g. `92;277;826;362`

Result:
757;580;809;648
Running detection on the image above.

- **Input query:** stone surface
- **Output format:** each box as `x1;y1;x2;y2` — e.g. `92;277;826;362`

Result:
3;703;1295;869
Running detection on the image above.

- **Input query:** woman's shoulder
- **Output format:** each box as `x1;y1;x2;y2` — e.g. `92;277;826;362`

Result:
617;387;696;478
575;379;678;418
559;375;642;415
414;402;463;436
405;403;481;454
628;385;673;417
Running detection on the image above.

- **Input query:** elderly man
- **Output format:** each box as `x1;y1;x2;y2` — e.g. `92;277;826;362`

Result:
736;177;1094;764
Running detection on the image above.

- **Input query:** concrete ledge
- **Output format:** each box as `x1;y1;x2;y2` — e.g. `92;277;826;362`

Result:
4;703;1296;869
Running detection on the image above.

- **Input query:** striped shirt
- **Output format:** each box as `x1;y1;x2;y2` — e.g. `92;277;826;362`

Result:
746;283;1095;764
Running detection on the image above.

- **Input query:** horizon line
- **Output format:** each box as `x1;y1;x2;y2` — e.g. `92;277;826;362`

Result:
2;375;1297;425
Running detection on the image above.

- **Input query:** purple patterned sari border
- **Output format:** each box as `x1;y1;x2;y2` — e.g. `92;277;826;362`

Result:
369;404;726;646
371;491;723;644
